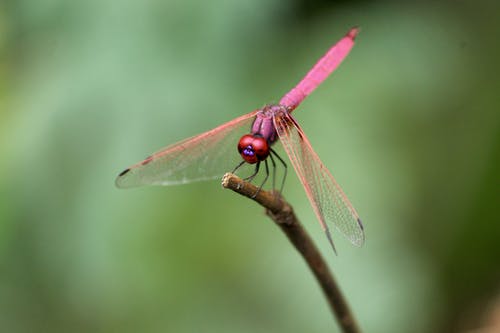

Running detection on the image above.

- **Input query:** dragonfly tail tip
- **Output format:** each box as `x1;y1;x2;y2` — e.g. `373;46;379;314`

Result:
347;27;360;40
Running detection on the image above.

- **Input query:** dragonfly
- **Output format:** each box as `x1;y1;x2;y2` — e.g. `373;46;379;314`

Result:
116;27;364;251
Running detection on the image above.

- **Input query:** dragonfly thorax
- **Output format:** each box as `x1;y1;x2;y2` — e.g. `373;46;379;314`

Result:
251;104;289;144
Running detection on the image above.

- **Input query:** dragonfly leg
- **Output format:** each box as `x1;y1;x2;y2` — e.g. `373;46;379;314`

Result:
251;159;269;198
231;160;246;174
268;152;277;191
270;148;287;193
244;161;260;182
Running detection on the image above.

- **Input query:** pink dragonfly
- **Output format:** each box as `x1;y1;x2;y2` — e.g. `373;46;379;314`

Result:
116;27;364;251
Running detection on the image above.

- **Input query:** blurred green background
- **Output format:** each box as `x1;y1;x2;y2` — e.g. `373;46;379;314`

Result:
1;0;499;332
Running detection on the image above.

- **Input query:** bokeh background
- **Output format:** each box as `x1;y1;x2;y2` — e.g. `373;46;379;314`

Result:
1;0;499;332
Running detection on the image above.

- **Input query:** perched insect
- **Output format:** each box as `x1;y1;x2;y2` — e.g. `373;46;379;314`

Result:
116;27;364;251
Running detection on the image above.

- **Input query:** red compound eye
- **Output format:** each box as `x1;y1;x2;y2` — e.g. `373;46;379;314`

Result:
237;134;270;164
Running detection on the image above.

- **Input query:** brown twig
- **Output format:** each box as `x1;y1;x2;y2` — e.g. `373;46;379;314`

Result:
221;173;361;333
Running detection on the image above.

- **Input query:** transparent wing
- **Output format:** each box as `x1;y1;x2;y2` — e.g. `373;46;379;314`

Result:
273;112;364;247
116;110;258;188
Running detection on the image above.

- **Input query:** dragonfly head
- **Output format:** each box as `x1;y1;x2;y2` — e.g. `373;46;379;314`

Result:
238;134;270;164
